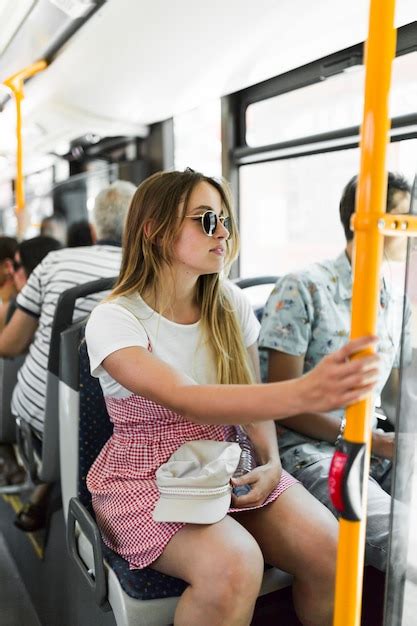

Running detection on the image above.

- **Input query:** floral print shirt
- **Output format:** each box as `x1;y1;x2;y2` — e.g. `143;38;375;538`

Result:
259;251;411;466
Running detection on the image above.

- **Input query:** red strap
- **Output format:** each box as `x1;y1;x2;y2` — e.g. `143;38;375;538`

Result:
329;451;348;513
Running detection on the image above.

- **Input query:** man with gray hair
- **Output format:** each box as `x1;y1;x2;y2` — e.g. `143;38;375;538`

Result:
92;180;135;243
0;180;135;528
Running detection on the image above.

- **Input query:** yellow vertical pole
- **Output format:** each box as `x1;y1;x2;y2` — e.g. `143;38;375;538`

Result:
14;89;24;212
3;60;47;234
332;2;396;626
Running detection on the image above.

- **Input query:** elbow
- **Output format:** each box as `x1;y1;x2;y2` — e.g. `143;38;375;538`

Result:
0;346;22;359
181;411;206;425
164;384;205;423
0;339;26;359
170;394;204;424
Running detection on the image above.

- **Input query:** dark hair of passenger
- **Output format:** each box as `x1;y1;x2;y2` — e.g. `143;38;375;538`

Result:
0;236;18;262
67;220;94;247
18;236;63;277
339;172;411;241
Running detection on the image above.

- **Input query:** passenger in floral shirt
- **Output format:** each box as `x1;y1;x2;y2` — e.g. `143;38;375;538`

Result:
259;172;412;571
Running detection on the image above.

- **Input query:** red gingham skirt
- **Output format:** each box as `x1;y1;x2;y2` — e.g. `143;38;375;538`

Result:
87;394;297;570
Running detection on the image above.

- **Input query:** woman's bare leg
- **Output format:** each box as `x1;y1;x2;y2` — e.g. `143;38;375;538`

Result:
152;515;264;626
234;484;338;626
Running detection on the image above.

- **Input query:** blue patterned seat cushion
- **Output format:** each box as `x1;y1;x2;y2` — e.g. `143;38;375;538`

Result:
101;544;187;600
78;335;187;600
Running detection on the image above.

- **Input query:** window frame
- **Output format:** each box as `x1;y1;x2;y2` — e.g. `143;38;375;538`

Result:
221;21;417;275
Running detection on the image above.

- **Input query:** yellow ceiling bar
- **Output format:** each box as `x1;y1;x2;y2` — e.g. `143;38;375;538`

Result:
331;1;397;625
3;60;47;219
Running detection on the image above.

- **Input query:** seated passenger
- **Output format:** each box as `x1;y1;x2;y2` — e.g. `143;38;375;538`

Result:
0;181;135;528
0;236;18;330
12;235;63;294
0;236;62;485
85;169;379;626
67;219;94;247
0;236;19;482
259;172;411;573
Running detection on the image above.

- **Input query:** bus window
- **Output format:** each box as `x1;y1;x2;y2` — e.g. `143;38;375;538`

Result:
246;51;417;148
239;148;356;277
384;176;417;625
239;139;417;277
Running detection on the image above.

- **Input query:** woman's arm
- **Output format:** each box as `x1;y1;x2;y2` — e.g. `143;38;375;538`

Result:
0;302;9;333
102;335;379;426
241;343;280;465
0;309;38;357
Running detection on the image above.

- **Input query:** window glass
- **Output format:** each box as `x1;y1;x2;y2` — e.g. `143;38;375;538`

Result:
24;167;54;237
54;158;70;183
384;179;417;623
238;139;417;278
246;52;417;147
174;99;222;178
0;179;12;212
51;163;115;231
0;179;14;234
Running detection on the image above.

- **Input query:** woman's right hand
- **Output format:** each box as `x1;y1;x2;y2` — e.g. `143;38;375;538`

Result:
298;336;380;414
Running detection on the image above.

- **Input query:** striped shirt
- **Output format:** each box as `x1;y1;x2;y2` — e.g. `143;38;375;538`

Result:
11;244;122;433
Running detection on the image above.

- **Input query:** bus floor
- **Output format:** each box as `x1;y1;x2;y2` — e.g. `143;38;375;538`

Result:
0;532;41;626
0;492;116;626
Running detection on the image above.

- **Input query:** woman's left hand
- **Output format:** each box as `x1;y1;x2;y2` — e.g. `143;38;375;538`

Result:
231;459;282;509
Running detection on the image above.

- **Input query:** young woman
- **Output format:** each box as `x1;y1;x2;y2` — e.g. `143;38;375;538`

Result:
85;169;379;626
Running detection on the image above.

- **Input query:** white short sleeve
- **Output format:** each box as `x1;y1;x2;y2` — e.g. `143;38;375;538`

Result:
223;281;260;347
85;302;149;377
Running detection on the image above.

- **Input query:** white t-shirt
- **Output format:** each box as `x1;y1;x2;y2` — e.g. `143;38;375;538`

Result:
86;281;260;399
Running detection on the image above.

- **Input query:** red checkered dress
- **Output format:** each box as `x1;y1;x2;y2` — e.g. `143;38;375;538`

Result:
87;393;297;570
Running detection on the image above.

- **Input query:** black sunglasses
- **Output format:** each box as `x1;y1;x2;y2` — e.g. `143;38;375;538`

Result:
185;210;232;237
13;259;23;272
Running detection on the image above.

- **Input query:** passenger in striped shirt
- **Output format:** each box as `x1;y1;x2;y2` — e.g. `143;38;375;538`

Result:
0;180;135;530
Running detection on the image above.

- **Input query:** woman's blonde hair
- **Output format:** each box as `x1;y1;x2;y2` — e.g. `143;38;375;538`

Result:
110;169;254;385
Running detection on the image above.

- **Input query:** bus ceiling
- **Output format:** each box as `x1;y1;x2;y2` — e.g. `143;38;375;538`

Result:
0;0;106;112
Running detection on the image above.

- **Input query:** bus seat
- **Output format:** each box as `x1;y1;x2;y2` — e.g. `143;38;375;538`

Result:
0;353;32;495
234;275;279;321
64;322;187;624
16;277;117;485
0;354;25;443
0;300;25;444
63;322;292;625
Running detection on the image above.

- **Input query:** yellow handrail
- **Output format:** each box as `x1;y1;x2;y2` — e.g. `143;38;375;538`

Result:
332;1;396;625
3;60;47;227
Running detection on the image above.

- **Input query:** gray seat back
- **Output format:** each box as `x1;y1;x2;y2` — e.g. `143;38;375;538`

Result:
59;318;88;518
0;354;25;443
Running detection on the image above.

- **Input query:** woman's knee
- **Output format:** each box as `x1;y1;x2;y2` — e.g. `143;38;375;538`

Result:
198;538;264;609
300;510;338;582
274;491;338;586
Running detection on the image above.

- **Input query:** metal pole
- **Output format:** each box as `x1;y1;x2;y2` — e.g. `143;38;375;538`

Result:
3;60;47;232
332;1;397;625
